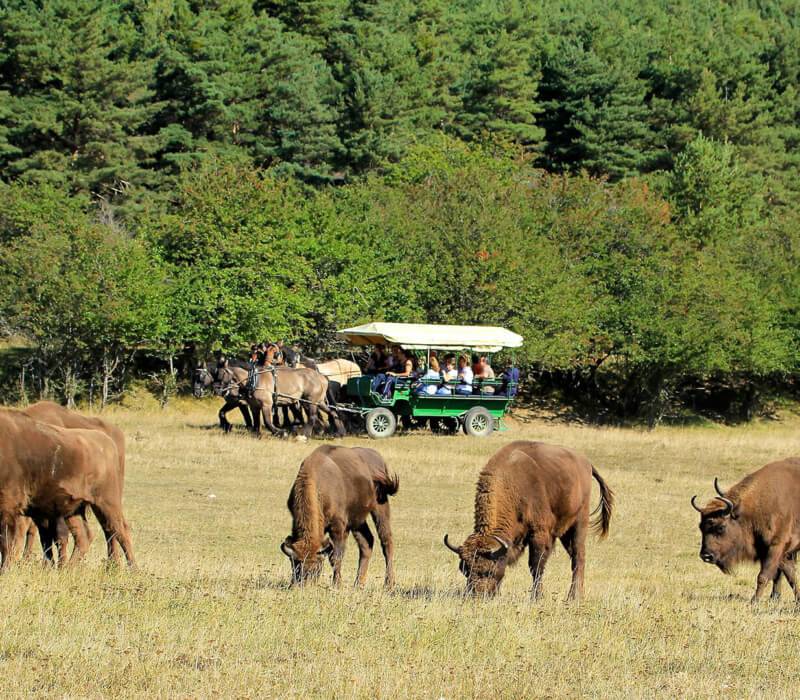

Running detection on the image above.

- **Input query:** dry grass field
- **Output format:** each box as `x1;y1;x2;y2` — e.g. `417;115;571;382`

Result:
3;398;800;699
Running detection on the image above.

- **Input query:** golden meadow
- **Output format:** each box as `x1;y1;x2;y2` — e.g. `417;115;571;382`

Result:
2;398;800;698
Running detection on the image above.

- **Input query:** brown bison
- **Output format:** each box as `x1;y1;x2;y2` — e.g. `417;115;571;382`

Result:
22;401;126;563
280;445;398;587
692;460;800;603
0;408;135;570
444;441;614;599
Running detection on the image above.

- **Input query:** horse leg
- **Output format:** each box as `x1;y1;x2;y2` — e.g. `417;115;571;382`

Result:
260;399;283;437
303;403;318;438
249;400;261;435
218;400;234;433
239;400;254;430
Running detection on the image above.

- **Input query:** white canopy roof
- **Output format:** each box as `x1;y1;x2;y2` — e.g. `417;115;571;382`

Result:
336;322;523;352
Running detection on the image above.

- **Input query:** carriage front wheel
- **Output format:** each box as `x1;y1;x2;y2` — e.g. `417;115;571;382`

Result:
463;407;494;437
366;407;397;439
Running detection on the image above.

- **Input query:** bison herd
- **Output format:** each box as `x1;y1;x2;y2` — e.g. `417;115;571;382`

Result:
1;402;800;604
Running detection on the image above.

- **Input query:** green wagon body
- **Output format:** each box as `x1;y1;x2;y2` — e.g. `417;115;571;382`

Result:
345;376;513;420
337;324;522;439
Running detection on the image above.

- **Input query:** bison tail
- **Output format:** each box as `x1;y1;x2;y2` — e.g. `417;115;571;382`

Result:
590;466;614;539
374;470;400;504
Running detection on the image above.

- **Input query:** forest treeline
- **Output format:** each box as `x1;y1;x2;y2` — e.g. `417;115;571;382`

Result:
1;0;799;423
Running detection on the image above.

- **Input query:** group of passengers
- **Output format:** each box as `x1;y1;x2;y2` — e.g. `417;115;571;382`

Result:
365;345;517;398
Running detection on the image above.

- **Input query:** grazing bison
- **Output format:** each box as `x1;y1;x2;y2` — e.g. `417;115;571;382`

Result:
692;460;800;603
280;445;398;588
444;441;614;599
0;408;135;570
21;401;126;563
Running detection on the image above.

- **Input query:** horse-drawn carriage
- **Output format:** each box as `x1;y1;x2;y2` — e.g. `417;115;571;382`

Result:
336;323;522;439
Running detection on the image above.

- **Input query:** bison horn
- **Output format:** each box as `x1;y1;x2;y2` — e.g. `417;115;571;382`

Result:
691;495;703;512
487;535;510;560
280;540;295;558
443;534;461;555
318;539;333;556
714;477;727;498
717;495;735;516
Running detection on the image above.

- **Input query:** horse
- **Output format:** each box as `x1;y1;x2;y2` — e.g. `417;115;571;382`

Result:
216;365;345;438
193;360;254;433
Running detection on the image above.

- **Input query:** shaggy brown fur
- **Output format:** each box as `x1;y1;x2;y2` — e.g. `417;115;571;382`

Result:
0;408;135;570
445;440;613;599
22;402;127;564
693;459;800;603
281;445;398;588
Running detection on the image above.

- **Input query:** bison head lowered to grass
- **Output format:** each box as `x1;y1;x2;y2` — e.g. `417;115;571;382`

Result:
445;440;613;600
281;445;399;588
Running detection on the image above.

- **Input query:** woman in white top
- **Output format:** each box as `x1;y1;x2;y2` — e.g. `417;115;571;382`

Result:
416;355;441;395
455;354;473;395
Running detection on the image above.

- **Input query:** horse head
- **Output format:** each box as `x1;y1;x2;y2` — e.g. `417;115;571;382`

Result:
193;363;216;398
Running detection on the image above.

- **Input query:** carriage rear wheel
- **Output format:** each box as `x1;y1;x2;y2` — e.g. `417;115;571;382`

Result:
366;407;397;439
463;407;494;437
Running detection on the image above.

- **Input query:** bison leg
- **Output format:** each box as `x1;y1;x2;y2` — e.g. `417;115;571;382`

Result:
65;512;92;565
21;518;38;561
528;535;554;600
54;517;72;567
561;520;588;602
779;554;799;601
753;548;785;603
0;513;21;571
35;518;57;565
351;522;374;588
328;521;347;587
91;502;136;569
371;505;395;589
770;570;783;600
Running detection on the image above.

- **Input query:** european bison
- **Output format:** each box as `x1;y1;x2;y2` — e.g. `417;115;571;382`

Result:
692;460;800;603
0;408;135;570
22;401;126;563
444;440;614;599
280;445;398;587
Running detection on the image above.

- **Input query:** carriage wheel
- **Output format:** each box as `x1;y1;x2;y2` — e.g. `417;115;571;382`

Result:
463;407;494;437
366;408;397;439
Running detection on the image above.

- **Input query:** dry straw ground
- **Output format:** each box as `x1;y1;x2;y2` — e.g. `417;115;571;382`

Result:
3;398;800;699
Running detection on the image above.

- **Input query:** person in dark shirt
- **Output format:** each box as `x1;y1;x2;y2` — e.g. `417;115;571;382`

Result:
500;361;520;397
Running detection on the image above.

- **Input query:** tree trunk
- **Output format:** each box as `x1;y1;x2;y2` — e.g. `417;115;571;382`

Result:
63;366;77;408
101;349;120;410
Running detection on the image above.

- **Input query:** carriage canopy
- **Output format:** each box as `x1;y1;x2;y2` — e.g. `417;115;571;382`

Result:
336;322;523;353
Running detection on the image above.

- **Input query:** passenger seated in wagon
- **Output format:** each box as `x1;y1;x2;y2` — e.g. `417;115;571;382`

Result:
436;355;458;395
381;347;413;397
499;360;520;397
472;354;496;394
415;356;442;395
455;354;473;395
